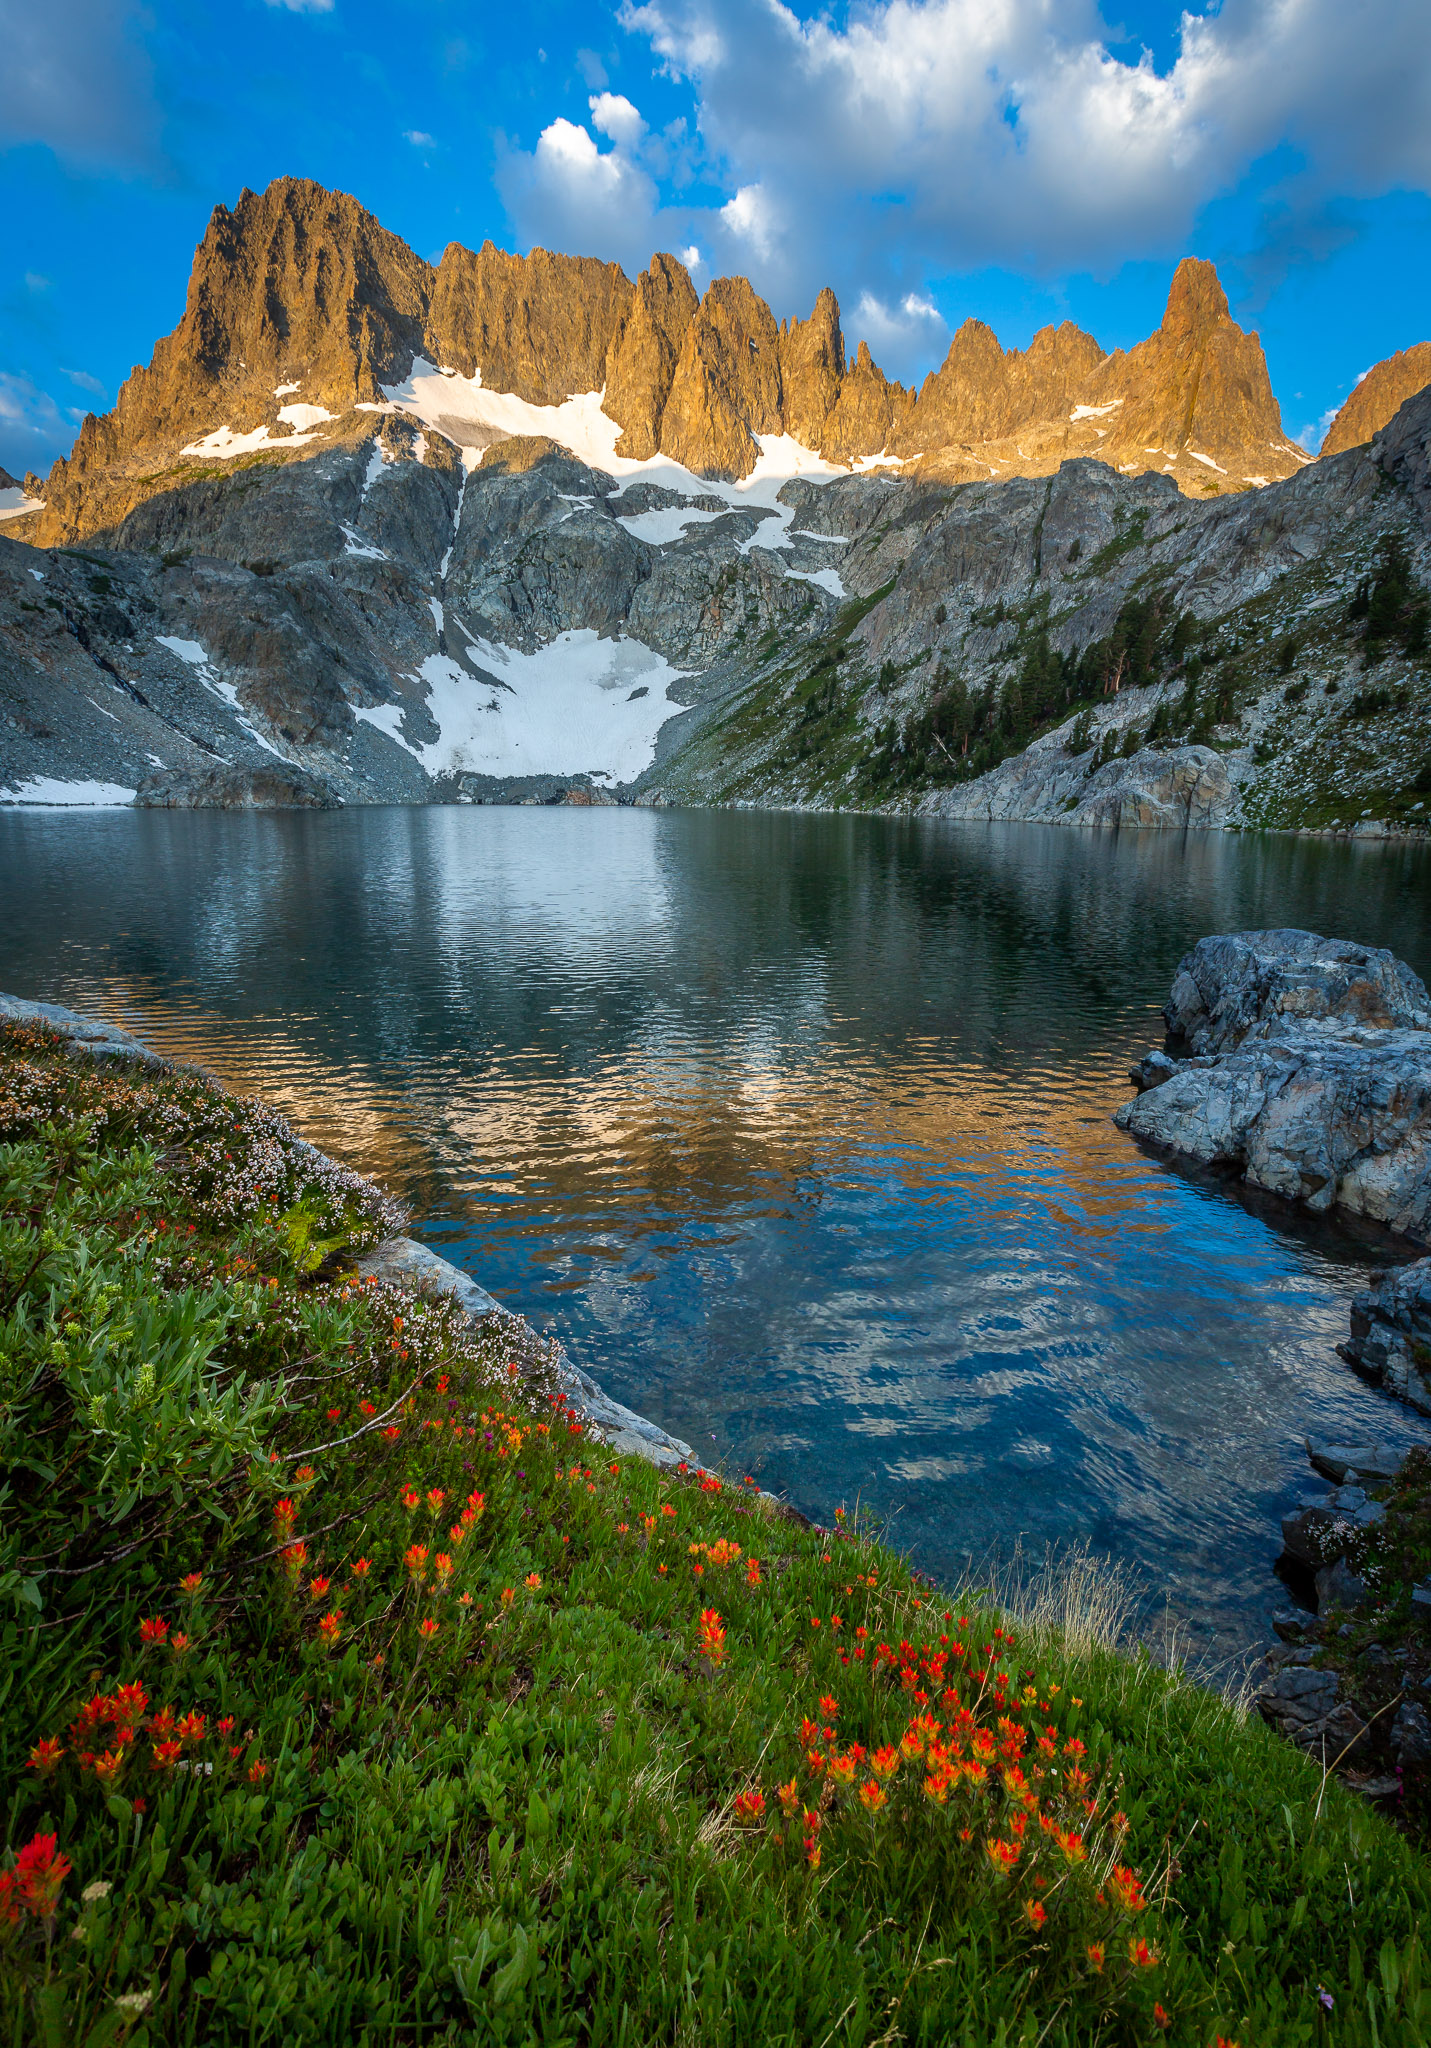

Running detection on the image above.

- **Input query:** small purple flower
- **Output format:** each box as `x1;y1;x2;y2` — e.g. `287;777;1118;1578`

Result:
1318;1988;1334;2012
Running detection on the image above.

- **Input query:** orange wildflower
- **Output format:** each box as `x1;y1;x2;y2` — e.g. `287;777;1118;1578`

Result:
859;1780;887;1813
732;1789;766;1824
1086;1944;1105;1973
1128;1937;1159;1969
138;1616;168;1645
418;1618;439;1637
870;1745;900;1781
524;1572;541;1590
150;1740;182;1771
26;1738;64;1775
1023;1900;1048;1931
698;1609;727;1666
318;1612;342;1643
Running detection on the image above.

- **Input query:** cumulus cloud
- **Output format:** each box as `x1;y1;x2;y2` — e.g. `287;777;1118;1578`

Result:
854;290;949;369
404;130;436;148
0;0;162;171
588;0;1430;309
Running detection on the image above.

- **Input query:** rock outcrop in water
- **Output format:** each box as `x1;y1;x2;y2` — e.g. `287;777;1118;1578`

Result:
1341;1259;1431;1414
1117;931;1431;1235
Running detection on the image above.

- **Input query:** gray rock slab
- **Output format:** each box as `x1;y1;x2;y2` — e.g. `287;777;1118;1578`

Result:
0;994;162;1066
1117;929;1431;1236
356;1234;695;1471
1306;1437;1407;1484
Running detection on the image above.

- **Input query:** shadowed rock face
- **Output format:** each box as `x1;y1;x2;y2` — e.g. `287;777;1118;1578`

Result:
1322;344;1431;459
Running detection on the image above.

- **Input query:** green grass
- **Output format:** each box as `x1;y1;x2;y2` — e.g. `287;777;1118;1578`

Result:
2;1022;1429;2045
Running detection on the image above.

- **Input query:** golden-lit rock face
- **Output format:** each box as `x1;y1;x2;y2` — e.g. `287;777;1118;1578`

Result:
1321;343;1431;458
20;176;1402;549
603;253;700;461
427;241;630;405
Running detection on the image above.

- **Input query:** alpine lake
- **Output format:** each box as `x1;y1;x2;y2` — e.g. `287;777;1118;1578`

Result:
5;802;1430;1673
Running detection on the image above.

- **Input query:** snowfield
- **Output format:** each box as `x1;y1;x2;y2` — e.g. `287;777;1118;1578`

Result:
0;777;136;807
355;631;691;783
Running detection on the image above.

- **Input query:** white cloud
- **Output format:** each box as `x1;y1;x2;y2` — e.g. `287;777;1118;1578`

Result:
589;92;645;148
264;0;334;11
680;243;702;272
62;368;107;397
404;130;436;148
720;183;776;259
853;290;950;378
602;0;1431;298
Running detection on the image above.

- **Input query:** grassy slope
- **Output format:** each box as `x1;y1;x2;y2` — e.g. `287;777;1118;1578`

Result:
2;1022;1429;2047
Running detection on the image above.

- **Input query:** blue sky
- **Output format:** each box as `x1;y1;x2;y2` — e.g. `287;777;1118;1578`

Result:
2;0;1429;480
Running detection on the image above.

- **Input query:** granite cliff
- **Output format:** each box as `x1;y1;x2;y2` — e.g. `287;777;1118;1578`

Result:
1;177;1428;824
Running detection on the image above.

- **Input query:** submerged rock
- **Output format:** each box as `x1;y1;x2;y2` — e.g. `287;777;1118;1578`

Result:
1116;929;1431;1234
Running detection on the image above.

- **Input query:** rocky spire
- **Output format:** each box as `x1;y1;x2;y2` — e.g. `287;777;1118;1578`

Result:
602;253;699;459
658;277;784;479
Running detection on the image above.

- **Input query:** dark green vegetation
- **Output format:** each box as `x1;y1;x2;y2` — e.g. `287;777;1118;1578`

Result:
3;1023;1431;2045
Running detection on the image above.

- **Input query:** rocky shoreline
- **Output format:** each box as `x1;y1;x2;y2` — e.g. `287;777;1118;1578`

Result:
1116;930;1431;1792
11;948;1431;1802
0;992;701;1480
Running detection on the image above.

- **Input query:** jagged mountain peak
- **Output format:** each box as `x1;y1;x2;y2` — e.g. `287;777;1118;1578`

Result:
5;176;1383;548
1161;255;1232;334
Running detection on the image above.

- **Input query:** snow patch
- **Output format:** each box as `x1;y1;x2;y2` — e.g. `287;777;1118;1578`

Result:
368;630;692;782
0;777;135;807
786;566;846;598
352;702;412;746
1188;450;1228;473
1070;400;1123;421
362;443;388;500
428;597;444;636
29;567;45;582
373;360;863;508
617;505;726;546
0;488;44;522
277;402;334;433
1242;475;1270;488
440;470;466;579
340;524;387;560
155;635;290;760
181;422;324;459
274;383;301;398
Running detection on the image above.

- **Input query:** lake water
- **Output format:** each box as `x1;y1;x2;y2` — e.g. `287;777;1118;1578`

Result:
4;804;1429;1669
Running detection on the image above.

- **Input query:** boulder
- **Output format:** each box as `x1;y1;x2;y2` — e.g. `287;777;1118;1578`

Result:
1117;930;1431;1235
1314;1557;1368;1613
1256;1662;1370;1762
1305;1438;1406;1485
1162;930;1431;1055
1341;1258;1431;1416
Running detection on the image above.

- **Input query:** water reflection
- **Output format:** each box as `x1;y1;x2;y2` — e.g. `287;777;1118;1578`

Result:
3;804;1429;1664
